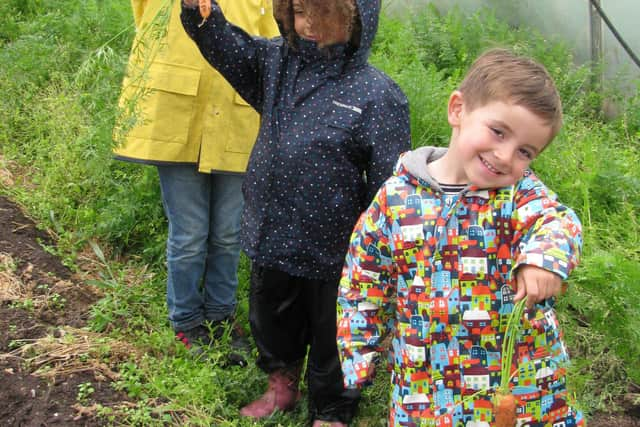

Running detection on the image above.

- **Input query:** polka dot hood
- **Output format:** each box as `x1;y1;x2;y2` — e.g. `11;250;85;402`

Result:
181;0;411;279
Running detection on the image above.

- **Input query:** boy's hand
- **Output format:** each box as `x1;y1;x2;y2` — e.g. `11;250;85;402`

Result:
514;265;563;309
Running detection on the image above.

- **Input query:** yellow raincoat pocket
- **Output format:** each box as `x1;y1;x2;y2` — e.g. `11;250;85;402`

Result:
128;62;201;145
220;92;260;155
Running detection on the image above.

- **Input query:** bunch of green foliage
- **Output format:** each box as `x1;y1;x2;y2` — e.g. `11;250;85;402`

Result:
0;0;166;264
1;0;639;424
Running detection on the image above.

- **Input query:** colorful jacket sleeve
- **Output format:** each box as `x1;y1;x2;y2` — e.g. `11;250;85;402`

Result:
180;1;274;113
511;171;583;280
337;183;397;389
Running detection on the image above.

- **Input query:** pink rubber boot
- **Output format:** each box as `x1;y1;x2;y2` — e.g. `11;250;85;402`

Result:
239;366;302;418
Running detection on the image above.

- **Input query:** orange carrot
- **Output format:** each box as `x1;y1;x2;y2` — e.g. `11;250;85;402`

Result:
493;392;517;427
198;0;211;19
494;298;526;427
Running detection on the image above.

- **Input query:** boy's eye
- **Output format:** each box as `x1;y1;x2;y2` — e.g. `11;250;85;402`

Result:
518;148;533;160
490;127;504;138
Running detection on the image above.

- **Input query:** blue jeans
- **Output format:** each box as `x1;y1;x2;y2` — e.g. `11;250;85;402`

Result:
157;165;244;331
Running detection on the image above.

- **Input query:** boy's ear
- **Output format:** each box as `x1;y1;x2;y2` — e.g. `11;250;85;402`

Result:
447;91;464;126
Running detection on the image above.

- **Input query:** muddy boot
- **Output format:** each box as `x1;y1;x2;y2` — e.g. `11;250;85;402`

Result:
209;317;251;366
174;325;211;357
239;365;302;418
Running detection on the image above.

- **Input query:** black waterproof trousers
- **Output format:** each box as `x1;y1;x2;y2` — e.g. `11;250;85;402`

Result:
249;265;361;424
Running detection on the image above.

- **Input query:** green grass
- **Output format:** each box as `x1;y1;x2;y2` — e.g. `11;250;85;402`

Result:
1;0;638;424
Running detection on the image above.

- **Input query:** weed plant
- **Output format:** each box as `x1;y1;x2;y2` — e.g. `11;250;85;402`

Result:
0;0;166;264
1;0;638;424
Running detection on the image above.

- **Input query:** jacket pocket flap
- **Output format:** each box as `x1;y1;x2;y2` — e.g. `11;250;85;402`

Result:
322;104;361;131
146;62;201;96
234;92;251;106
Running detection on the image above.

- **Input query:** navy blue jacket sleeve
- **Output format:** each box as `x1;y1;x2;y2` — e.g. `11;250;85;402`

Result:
358;80;411;202
180;2;276;113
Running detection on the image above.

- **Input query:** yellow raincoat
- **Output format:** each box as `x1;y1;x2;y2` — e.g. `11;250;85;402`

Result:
114;0;279;173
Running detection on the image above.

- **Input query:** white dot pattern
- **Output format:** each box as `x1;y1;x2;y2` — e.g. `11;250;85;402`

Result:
181;0;411;279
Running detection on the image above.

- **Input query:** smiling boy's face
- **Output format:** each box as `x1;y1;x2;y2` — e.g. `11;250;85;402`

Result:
444;91;553;189
292;0;349;47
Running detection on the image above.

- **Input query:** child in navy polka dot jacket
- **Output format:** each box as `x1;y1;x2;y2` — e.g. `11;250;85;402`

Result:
181;0;411;425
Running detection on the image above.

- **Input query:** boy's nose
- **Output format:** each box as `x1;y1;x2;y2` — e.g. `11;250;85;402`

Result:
494;145;515;166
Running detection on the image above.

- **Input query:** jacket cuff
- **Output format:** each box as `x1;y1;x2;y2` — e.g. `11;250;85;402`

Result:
341;355;376;390
514;252;571;281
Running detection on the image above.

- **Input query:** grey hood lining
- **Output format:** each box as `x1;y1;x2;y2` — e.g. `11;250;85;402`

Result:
400;146;448;192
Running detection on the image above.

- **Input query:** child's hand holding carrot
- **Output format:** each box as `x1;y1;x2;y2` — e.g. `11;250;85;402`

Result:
182;0;211;24
514;265;563;309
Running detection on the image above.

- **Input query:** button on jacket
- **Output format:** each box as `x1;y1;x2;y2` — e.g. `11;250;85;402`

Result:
181;0;412;279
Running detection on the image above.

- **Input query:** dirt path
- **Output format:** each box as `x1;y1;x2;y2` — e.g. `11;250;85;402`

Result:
0;195;131;426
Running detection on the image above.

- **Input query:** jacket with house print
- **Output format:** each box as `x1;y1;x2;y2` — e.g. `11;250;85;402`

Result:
181;0;411;280
337;146;585;426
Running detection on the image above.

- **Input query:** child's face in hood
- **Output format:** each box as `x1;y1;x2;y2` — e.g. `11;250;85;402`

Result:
292;0;349;47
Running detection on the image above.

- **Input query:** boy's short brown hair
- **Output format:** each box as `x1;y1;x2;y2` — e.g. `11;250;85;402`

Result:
459;48;563;139
274;0;359;48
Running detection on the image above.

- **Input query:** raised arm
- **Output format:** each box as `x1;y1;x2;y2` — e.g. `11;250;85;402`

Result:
180;0;276;112
337;184;397;389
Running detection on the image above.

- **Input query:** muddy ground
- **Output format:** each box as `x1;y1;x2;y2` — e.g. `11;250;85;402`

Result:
0;195;133;426
0;194;638;426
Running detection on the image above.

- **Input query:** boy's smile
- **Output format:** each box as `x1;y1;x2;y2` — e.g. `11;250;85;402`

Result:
432;91;552;189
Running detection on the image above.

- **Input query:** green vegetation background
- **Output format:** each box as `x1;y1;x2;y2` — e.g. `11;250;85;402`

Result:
1;0;638;425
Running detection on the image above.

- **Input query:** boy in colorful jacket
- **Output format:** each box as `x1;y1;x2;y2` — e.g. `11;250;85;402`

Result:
337;49;585;426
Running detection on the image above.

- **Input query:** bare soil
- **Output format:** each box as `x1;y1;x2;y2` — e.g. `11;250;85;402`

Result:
0;195;133;426
0;194;638;426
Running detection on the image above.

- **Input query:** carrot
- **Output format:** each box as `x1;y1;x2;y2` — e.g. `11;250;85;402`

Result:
493;298;526;427
493;391;517;427
198;0;211;19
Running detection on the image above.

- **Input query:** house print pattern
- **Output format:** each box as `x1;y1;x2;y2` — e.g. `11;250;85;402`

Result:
337;160;584;427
